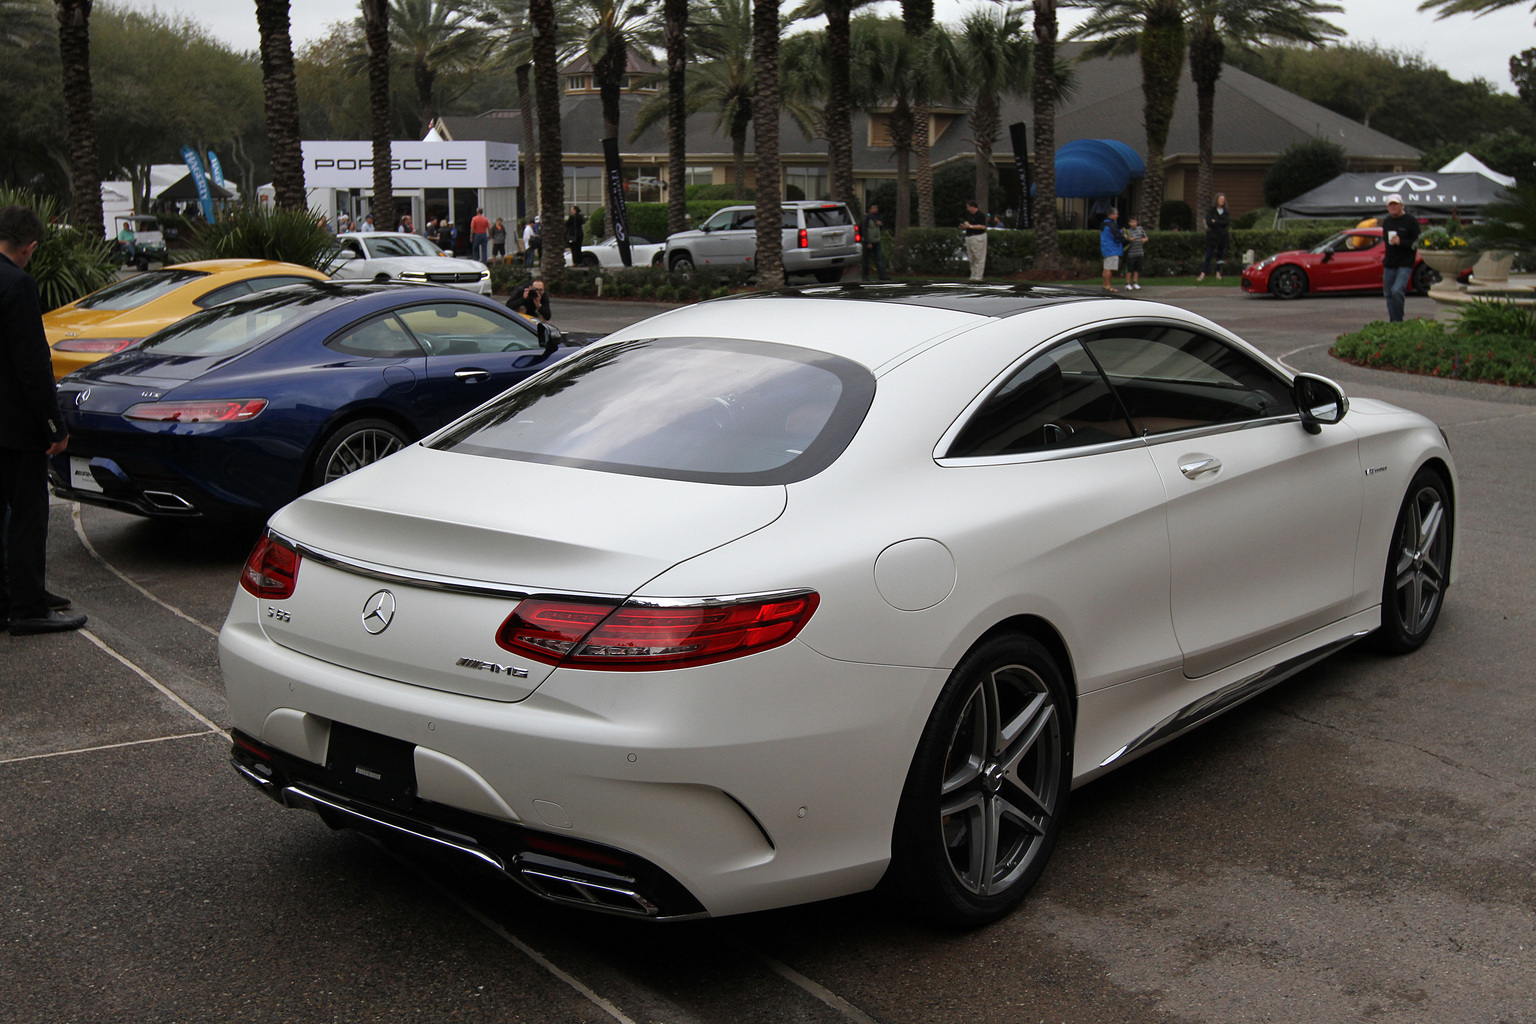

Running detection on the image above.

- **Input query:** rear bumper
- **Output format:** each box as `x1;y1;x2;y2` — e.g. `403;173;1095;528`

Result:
230;730;708;919
784;248;860;272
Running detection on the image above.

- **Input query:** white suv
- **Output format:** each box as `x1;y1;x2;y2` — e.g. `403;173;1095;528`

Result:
663;201;860;282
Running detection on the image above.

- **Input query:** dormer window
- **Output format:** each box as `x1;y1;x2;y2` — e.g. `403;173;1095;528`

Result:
566;75;591;92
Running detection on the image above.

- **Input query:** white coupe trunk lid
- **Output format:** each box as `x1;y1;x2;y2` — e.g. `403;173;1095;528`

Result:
258;444;787;700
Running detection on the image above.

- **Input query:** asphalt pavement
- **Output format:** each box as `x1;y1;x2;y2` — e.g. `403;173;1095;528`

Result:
2;283;1533;1024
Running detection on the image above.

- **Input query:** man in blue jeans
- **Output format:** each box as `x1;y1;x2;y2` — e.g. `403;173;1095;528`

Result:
1380;193;1420;323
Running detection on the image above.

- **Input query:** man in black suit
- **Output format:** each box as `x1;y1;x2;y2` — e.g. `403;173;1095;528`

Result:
0;205;87;635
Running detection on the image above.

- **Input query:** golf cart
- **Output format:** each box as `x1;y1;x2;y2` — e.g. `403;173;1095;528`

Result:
112;214;171;271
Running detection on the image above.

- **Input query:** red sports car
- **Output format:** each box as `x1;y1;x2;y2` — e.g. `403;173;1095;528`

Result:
1241;229;1436;299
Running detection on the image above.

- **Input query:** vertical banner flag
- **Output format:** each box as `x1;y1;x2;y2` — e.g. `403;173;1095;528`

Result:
1009;122;1033;230
207;151;226;189
601;136;632;267
179;144;215;222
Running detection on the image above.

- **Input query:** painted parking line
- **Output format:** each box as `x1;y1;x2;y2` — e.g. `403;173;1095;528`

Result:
0;731;218;766
70;503;222;638
78;628;225;735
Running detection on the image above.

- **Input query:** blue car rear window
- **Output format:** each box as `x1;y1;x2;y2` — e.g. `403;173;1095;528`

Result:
136;287;349;358
430;336;876;485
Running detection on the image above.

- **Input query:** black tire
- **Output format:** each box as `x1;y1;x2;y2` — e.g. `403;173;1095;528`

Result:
668;251;695;273
580;253;600;269
1412;261;1439;295
1269;265;1308;299
1375;467;1452;654
885;634;1073;927
308;418;410;490
813;267;845;284
373;273;392;284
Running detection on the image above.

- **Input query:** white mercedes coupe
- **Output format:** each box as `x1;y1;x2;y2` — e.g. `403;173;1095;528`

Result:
221;285;1456;925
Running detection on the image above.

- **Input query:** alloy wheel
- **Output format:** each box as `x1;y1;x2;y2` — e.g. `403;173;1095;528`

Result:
323;429;405;483
1392;484;1449;637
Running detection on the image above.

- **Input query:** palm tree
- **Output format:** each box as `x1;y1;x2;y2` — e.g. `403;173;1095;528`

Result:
786;0;880;208
567;0;657;236
530;0;565;279
1068;0;1185;227
1031;0;1062;268
752;0;783;287
850;18;923;233
633;0;754;199
903;0;935;227
1185;0;1340;219
256;0;306;211
931;6;1031;214
55;0;102;236
1420;0;1536;21
391;0;488;137
663;0;688;233
362;0;396;231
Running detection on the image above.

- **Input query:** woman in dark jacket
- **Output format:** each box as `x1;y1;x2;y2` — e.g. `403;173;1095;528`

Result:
1198;193;1230;281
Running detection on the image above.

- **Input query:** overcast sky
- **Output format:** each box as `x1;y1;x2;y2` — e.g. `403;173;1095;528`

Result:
115;0;1533;93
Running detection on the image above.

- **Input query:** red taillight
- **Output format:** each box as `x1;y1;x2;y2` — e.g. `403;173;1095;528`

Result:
497;592;819;671
798;228;809;248
53;337;138;354
124;399;268;423
240;535;301;599
854;226;861;244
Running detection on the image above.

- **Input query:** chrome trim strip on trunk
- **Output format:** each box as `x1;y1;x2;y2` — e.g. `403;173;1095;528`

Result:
1098;632;1367;770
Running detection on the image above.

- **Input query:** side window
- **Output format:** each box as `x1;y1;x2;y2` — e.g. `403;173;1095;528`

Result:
398;303;538;356
1344;234;1380;251
701;210;734;231
947;340;1134;458
344;239;365;257
731;211;757;230
1083;326;1296;436
325;314;423;358
781;210;799;229
193;281;253;308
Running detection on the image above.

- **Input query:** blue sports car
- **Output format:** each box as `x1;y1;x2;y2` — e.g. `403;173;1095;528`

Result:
50;282;575;520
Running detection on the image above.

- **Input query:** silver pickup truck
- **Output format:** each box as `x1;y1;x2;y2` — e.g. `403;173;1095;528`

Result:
663;201;860;282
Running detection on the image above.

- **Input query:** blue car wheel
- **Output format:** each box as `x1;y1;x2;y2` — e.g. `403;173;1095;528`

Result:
311;418;410;488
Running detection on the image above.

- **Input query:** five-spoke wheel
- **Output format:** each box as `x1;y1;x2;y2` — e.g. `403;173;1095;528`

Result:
1377;468;1451;653
888;635;1071;926
1269;265;1308;299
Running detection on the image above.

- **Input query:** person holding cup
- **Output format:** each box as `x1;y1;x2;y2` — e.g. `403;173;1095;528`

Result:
1381;193;1420;323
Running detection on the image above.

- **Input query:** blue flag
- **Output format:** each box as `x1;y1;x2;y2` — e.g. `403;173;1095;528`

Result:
179;144;215;222
207;151;226;189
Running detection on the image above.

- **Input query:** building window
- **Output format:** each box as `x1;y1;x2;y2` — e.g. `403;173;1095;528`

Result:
564;166;603;215
785;166;828;201
684;166;715;187
566;75;590;92
625;165;664;203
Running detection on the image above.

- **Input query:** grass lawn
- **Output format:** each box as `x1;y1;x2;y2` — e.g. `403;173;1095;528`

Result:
1333;318;1536;387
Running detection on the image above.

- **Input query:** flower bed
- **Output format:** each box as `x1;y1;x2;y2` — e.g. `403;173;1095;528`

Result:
1332;316;1536;387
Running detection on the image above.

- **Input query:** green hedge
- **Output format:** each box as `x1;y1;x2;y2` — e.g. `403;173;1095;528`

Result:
585;201;747;243
1332;317;1536;386
890;227;1340;276
491;262;752;303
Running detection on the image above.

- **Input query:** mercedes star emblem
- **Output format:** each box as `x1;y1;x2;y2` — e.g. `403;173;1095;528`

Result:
361;589;396;634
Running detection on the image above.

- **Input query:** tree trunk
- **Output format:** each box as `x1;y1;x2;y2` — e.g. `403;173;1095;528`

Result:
914;102;933;226
56;0;102;237
825;0;854;207
517;62;538;227
1137;0;1184;228
415;57;436;137
973;92;999;213
752;0;783;288
256;0;305;212
664;0;688;234
1031;0;1060;268
1188;27;1222;224
363;0;395;232
597;37;626;239
732;122;748;200
531;0;565;280
890;98;913;234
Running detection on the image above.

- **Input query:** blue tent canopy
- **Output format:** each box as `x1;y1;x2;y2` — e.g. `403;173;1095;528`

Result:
1052;139;1145;198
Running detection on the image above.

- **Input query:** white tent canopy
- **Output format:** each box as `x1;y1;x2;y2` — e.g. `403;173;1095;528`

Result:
1437;152;1516;187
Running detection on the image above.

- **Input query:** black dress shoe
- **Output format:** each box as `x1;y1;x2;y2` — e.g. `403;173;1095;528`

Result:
9;611;88;636
45;590;71;610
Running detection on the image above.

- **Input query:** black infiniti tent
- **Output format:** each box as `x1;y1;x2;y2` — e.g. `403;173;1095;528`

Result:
1276;172;1510;223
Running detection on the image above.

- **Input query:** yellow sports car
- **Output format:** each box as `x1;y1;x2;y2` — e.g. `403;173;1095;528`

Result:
46;259;330;379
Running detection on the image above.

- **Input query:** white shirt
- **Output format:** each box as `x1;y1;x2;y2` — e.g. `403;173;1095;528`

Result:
522;223;536;248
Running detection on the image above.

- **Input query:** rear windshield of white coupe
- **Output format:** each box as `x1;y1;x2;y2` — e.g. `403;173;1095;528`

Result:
430;337;877;484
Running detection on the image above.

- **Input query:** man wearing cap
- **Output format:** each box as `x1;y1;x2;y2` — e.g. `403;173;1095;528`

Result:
1381;193;1420;323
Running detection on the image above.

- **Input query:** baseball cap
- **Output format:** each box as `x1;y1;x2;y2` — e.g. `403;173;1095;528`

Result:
1385;193;1404;205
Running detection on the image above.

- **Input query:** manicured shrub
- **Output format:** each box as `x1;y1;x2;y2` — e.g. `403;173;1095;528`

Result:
0;188;117;312
1333;316;1536;386
182;203;342;273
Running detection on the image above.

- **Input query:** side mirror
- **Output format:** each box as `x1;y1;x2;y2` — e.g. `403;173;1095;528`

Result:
537;321;562;354
1295;373;1348;433
333;250;357;262
1320;250;1334;263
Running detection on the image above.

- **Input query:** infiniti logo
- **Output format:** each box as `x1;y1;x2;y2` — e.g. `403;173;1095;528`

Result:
1375;174;1437;193
361;589;396;634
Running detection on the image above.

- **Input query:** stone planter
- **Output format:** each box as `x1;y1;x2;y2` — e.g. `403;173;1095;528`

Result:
1418;249;1477;277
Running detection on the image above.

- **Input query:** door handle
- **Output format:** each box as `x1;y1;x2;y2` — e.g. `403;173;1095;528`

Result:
454;368;490;384
1179;456;1222;479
